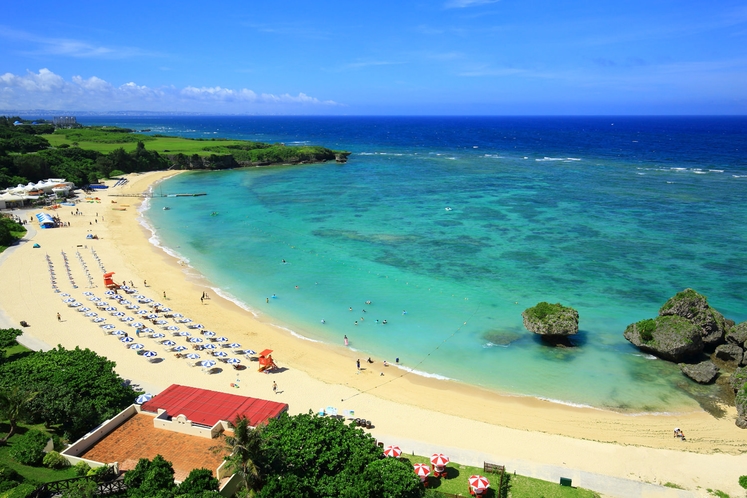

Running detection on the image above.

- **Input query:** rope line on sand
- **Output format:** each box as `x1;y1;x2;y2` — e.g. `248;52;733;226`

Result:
340;304;480;403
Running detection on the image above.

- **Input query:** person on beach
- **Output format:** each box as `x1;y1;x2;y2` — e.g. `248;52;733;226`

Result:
356;359;360;370
273;381;277;394
367;357;373;364
383;360;388;367
201;295;204;304
266;297;269;304
344;335;349;346
57;312;61;322
163;291;166;299
144;280;147;287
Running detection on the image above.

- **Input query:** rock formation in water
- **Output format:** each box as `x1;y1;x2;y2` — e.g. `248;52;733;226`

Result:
658;288;730;346
623;316;703;362
522;302;578;345
679;360;720;384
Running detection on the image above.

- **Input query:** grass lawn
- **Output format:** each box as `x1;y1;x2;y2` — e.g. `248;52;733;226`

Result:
407;455;600;498
0;424;77;485
42;132;251;156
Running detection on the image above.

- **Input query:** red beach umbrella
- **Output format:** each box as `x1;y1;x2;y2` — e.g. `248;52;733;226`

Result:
383;445;402;458
413;463;430;478
468;475;490;490
431;453;449;467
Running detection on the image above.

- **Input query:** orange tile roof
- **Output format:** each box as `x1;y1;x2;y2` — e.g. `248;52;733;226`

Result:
81;413;228;480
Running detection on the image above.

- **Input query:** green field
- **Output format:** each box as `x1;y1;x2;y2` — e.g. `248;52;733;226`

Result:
42;130;249;156
407;455;600;498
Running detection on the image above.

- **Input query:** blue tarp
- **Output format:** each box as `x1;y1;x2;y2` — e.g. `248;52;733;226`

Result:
35;212;55;229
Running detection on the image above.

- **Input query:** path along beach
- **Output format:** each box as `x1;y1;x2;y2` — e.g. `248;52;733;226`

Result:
1;170;746;497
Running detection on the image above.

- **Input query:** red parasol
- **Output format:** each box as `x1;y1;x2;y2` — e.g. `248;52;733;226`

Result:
383;445;402;458
413;463;430;478
468;475;490;490
431;453;449;467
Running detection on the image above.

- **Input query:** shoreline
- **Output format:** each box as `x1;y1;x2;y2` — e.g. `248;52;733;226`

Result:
2;170;747;496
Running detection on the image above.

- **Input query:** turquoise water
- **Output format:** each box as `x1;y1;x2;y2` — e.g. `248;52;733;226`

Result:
92;116;747;412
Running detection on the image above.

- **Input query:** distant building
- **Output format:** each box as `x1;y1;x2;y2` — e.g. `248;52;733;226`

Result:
53;116;78;128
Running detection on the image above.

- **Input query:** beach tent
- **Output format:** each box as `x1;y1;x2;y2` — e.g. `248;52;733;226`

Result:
35;212;55;229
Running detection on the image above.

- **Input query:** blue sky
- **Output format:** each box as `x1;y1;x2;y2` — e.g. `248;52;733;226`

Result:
1;0;746;114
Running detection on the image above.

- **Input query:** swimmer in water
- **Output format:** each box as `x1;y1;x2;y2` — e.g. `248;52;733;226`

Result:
382;319;388;324
282;259;286;264
321;319;326;324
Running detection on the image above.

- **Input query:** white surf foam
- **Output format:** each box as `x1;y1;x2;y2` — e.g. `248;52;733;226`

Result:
394;364;451;381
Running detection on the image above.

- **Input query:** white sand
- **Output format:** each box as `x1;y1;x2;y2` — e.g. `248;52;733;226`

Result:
1;170;746;497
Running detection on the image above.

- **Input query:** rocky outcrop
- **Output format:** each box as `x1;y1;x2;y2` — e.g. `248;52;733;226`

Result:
679;361;720;384
731;367;747;428
715;343;744;365
725;321;747;348
522;302;578;343
659;288;729;347
623;316;703;362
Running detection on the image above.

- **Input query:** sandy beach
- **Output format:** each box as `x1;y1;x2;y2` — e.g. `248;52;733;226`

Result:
2;170;746;497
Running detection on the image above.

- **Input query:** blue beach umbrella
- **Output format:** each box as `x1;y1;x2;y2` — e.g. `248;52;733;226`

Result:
189;337;203;343
130;343;144;350
173;345;187;352
213;351;228;358
151;333;165;339
178;331;191;337
167;325;179;331
162;340;176;347
136;310;148;315
83;292;93;296
186;353;200;360
215;337;228;342
228;343;242;349
132;322;144;328
203;331;216;337
102;324;115;330
200;360;216;368
113;330;126;336
135;393;152;404
202;344;217;350
120;337;134;343
92;317;105;323
173;313;183;318
244;349;257;355
143;351;157;358
226;358;241;365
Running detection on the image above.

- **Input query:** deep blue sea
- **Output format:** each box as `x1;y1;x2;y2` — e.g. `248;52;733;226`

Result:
82;116;747;412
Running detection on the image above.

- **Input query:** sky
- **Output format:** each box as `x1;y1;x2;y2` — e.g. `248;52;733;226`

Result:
1;0;746;115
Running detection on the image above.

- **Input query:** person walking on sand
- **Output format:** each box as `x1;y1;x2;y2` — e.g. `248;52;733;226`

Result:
344;335;349;346
201;295;204;304
272;381;277;394
356;359;360;371
57;312;61;322
163;291;166;299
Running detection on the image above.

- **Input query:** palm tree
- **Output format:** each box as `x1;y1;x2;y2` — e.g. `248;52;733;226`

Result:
0;386;38;443
218;416;266;496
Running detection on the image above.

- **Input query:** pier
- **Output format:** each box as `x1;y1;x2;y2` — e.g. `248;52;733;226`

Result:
107;192;207;198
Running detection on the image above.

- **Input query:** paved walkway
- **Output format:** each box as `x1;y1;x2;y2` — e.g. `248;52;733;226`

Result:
386;436;697;498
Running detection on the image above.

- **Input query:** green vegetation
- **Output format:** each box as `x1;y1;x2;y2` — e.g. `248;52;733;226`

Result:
637;319;656;343
123;456;221;497
663;481;684;489
740;475;747;489
0;218;26;253
706;489;730;498
523;302;568;321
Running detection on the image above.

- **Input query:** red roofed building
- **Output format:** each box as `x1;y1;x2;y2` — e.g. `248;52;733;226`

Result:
61;385;288;491
140;384;287;427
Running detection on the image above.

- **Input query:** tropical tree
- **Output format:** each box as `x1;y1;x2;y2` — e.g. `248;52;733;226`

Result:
123;455;177;498
220;416;266;496
176;468;220;496
0;386;38;443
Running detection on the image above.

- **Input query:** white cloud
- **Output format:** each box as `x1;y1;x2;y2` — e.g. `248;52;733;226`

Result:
0;69;339;112
445;0;500;8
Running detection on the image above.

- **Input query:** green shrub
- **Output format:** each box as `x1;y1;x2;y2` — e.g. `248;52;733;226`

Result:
739;475;747;489
108;169;125;178
73;461;92;477
0;465;24;494
3;482;37;498
85;465;110;478
8;429;49;466
637;319;656;342
42;451;69;469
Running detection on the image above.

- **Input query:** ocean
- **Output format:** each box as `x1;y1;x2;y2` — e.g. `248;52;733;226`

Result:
82;116;747;413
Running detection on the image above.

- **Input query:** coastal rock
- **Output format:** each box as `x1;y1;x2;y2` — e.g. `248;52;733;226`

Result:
714;343;744;365
521;302;579;342
730;367;747;429
623;316;703;362
725;321;747;348
679;361;720;384
731;366;747;393
658;288;728;347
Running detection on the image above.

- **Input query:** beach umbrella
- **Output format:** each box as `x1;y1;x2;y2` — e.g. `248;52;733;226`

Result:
189;337;203;343
173;345;187;352
92;317;105;323
178;318;192;323
83;292;93;296
132;322;144;328
151;333;165;338
155;319;168;325
200;360;216;368
105;290;115;295
135;294;146;300
173;313;183;318
178;331;191;337
127;305;139;310
120;337;134;343
228;343;242;349
105;306;117;311
213;351;228;358
113;330;126;336
139;298;153;303
167;325;179;331
468;475;490;491
143;351;157;359
203;331;216;337
84;312;97;317
130;343;144;350
70;302;81;307
147;314;158;319
113;312;125;317
143;328;154;333
162;340;176;347
431;454;450;467
76;307;87;312
244;349;257;355
226;358;241;365
215;337;228;342
189;324;203;329
161;307;172;312
135;393;152;404
186;353;200;360
102;324;115;330
136;310;148;315
383;446;401;458
202;344;217;350
413;464;430;479
120;299;131;304
61;293;70;297
150;302;162;307
122;316;134;322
